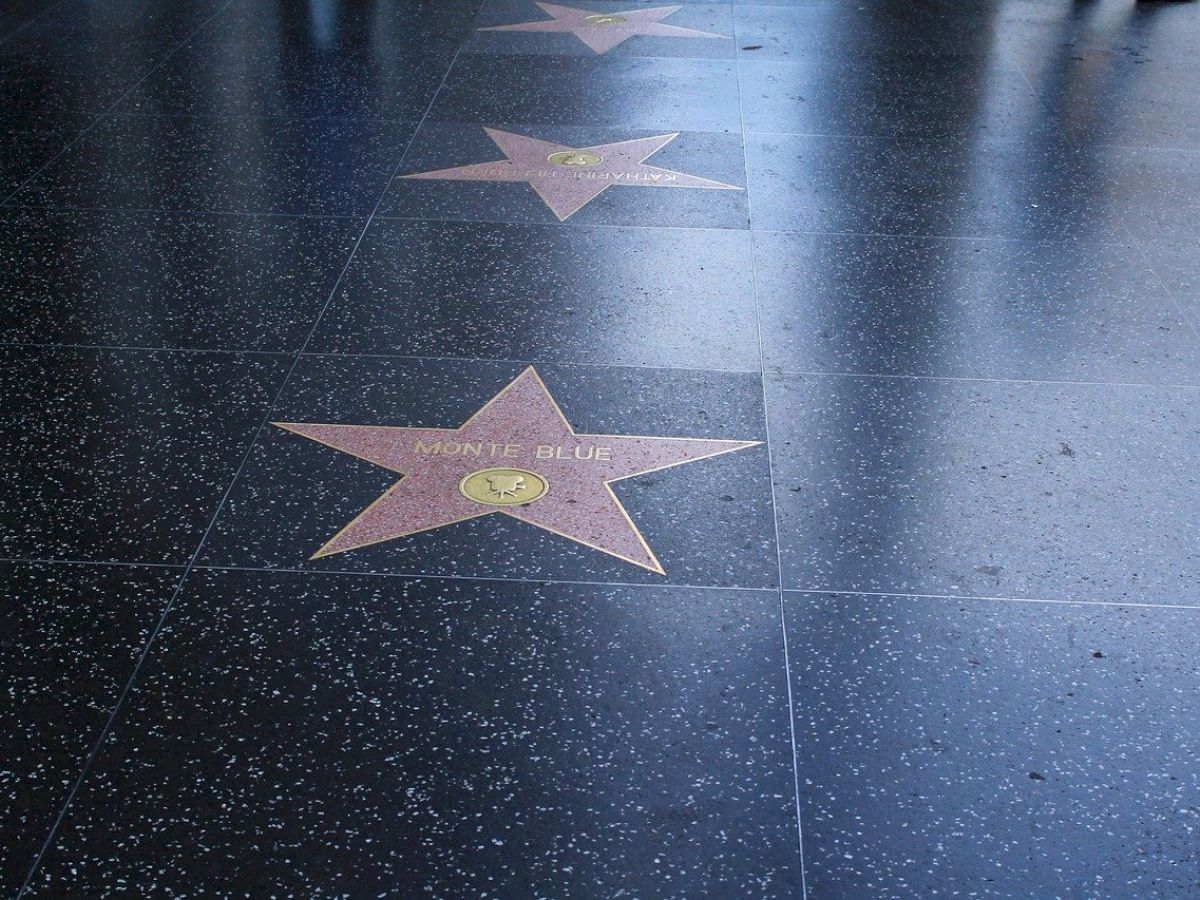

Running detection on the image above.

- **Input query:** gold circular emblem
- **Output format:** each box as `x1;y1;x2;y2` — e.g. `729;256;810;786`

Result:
548;150;603;167
459;468;549;507
584;13;626;25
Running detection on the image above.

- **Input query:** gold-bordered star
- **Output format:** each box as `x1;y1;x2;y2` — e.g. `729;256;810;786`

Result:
275;368;760;574
479;2;726;54
402;127;741;221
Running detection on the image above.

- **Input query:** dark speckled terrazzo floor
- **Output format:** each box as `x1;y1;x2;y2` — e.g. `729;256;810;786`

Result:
2;0;1199;897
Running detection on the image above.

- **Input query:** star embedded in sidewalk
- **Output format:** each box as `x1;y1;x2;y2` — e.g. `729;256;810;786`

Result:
274;368;760;574
478;2;725;54
402;127;740;221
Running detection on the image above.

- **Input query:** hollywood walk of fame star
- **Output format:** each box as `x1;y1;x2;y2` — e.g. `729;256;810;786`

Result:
401;127;741;221
274;368;760;574
478;2;725;54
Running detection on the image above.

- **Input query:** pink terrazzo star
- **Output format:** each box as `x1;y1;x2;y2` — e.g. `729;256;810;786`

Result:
274;367;760;574
402;127;741;221
478;2;725;54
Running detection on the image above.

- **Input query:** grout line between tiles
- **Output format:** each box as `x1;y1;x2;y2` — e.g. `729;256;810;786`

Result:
1022;60;1200;350
194;566;1200;610
378;211;750;232
1121;221;1200;346
2;555;1193;611
0;341;757;375
10;5;1200;897
4;205;1150;250
763;368;1200;390
20;343;1199;389
1;203;368;221
741;125;1073;146
12;2;251;891
97;108;747;135
0;557;188;571
735;48;810;900
785;587;1200;612
1;0;239;208
0;340;293;357
0;0;67;47
375;211;1148;246
13;9;482;896
298;349;760;374
191;563;779;594
88;109;426;123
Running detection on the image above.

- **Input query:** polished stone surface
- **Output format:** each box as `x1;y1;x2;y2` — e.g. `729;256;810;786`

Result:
1038;55;1200;151
0;209;362;351
732;1;994;58
4;0;1200;894
753;231;1200;382
0;346;288;563
0;0;60;40
745;132;1123;240
428;54;742;132
0;563;177;898
310;218;759;370
1140;235;1200;326
11;114;418;215
194;0;479;52
1089;145;1200;242
0;23;159;127
27;570;802;897
738;55;1050;140
29;0;227;46
786;593;1200;898
767;373;1200;605
121;41;454;120
0;123;81;198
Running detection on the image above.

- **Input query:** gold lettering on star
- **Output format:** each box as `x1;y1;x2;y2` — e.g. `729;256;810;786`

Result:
414;440;613;462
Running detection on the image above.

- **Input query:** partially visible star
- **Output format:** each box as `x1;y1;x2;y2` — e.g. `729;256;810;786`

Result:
479;2;725;54
273;368;760;574
402;127;741;221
